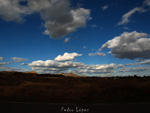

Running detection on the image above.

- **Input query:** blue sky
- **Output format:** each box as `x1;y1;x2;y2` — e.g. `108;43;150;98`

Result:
0;0;150;76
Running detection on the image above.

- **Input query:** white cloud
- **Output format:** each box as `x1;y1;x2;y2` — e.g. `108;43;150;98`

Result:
72;63;117;75
140;60;150;65
108;51;111;54
54;52;82;61
0;57;4;61
27;56;124;75
64;37;70;43
0;59;25;72
29;60;84;69
21;63;28;65
11;57;28;62
0;0;32;22
88;52;106;56
118;7;145;25
0;61;12;65
28;60;85;74
0;65;26;72
102;5;108;11
100;31;150;60
119;66;149;72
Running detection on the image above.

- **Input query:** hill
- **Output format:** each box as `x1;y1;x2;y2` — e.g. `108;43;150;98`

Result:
0;71;150;103
62;72;85;77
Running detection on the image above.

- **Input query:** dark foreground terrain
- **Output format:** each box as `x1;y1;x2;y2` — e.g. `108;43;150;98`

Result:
0;71;150;103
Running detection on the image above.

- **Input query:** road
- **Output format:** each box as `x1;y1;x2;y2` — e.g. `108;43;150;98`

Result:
0;102;150;113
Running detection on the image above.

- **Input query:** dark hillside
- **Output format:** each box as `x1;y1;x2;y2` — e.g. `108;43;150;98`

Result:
0;71;150;103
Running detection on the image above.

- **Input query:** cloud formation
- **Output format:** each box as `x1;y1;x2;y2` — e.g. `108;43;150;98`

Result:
21;63;29;65
88;52;106;56
0;57;4;61
11;57;28;62
119;66;149;72
28;58;121;75
144;0;150;6
118;7;145;25
42;6;91;38
123;59;150;67
64;37;70;43
102;5;108;11
0;0;32;22
27;0;91;38
28;60;85;74
54;52;82;61
0;0;91;38
100;31;150;60
27;52;122;75
117;0;150;25
0;60;22;72
0;65;26;72
140;60;150;65
0;61;12;65
1;55;149;75
73;63;116;75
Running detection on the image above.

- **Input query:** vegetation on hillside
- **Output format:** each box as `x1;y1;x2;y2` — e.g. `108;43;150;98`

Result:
0;71;150;103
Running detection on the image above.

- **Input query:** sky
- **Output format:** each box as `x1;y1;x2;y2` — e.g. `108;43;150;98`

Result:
0;0;150;76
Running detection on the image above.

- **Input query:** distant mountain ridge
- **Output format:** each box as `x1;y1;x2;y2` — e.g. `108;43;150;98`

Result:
0;71;85;78
62;72;86;77
24;71;37;74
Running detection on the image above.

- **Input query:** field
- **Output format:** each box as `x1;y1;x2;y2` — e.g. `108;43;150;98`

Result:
0;71;150;103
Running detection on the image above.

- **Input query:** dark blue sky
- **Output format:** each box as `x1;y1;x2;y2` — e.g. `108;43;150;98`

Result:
0;0;150;76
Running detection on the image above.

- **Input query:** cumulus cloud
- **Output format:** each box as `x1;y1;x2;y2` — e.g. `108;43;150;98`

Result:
0;0;91;38
89;52;106;56
27;55;124;75
25;50;125;75
11;57;28;62
28;60;85;74
29;60;85;69
64;37;70;43
0;0;32;22
100;31;150;60
54;52;82;61
28;58;122;75
102;5;108;11
72;63;117;75
28;0;91;38
118;7;145;25
0;57;4;61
